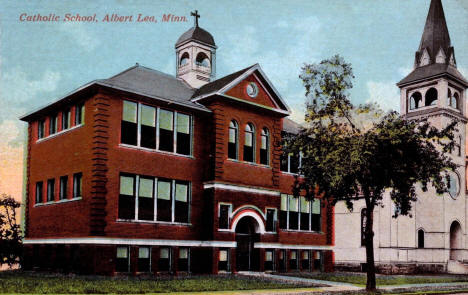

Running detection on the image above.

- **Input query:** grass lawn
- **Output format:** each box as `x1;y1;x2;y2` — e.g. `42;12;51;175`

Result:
0;271;312;294
284;272;468;286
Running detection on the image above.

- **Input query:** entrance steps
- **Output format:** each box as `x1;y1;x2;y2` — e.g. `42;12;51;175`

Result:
447;260;468;274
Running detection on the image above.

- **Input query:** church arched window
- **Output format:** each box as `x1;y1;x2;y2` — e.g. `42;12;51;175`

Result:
228;120;238;160
180;52;189;66
425;88;438;106
260;128;269;165
453;92;459;110
417;229;425;248
409;92;422;110
196;52;210;67
244;123;255;163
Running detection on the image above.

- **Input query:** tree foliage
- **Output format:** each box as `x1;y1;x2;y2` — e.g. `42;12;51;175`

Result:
0;194;22;267
288;55;457;291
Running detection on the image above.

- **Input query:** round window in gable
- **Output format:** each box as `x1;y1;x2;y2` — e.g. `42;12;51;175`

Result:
246;82;259;98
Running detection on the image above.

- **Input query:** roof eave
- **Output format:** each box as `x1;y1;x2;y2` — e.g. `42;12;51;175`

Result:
397;71;468;88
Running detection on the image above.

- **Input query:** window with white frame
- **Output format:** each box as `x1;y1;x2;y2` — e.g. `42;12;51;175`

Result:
244;123;255;162
73;172;82;199
280;152;301;174
159;247;171;272
218;203;231;229
228;120;239;160
121;100;193;156
62;109;70;130
38;120;45;139
138;246;151;272
264;250;274;271
279;194;321;232
118;173;191;224
116;246;129;272
265;208;276;232
75;103;85;125
178;247;190;272
59;176;68;200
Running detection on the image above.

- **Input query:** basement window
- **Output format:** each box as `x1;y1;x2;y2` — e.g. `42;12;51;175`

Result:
178;248;189;272
301;250;310;271
289;250;298;270
218;249;229;272
159;247;171;272
116;246;129;272
138;247;151;272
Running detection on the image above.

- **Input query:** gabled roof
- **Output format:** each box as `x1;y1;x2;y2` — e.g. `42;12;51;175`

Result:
397;63;468;87
191;64;290;114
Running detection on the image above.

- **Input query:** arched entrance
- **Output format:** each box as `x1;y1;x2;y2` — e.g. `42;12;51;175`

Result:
235;216;260;271
450;221;463;260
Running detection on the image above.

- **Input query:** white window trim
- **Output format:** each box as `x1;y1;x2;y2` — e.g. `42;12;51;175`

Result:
123;100;193;157
218;202;232;231
280;194;321;233
265;207;277;233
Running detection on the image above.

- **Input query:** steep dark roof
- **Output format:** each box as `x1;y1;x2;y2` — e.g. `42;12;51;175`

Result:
418;0;451;58
282;118;302;134
398;61;468;87
192;65;255;98
175;26;216;47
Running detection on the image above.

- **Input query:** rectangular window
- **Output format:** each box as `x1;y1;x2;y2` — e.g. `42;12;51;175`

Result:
313;251;322;271
266;209;276;232
280;153;289;172
178;248;189;272
121;100;138;145
38;120;45;139
176;113;191;155
73;173;82;199
59;176;68;200
301;250;310;270
219;204;231;229
138;247;150;272
75;103;85;125
157;179;172;222
288;196;299;230
119;175;136;219
62;109;70;130
279;194;288;230
116;246;129;272
35;181;43;204
47;179;55;202
300;196;310;231
289;153;300;174
311;199;321;232
265;250;274;271
174;181;189;223
140;104;156;149
218;249;229;272
279;250;286;272
138;177;154;221
49;115;57;135
159;247;171;272
158;109;174;152
289;250;298;270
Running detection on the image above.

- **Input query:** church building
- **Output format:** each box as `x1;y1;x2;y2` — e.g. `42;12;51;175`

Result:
334;0;468;274
20;12;334;275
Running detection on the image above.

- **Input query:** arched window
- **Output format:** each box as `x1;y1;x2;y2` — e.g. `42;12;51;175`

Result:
179;52;189;66
196;52;210;67
425;88;438;106
260;128;270;165
447;89;452;107
409;92;422;110
244;123;255;162
453;92;459;109
418;229;424;248
228;120;238;160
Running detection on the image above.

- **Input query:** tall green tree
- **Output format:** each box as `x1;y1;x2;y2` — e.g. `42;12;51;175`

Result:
288;55;457;291
0;194;22;267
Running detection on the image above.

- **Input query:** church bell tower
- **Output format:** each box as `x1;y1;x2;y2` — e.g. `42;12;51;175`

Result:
398;0;468;199
175;10;217;89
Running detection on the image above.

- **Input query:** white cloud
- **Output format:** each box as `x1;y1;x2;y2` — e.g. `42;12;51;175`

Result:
398;66;412;77
59;22;99;52
365;81;400;112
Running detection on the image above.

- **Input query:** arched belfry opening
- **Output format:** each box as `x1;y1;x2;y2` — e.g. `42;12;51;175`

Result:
425;88;438;106
234;216;261;271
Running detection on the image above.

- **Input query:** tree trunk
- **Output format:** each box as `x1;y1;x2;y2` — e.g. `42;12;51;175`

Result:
364;201;376;291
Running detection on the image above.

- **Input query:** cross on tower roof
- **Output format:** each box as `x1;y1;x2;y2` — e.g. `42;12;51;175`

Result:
191;10;200;27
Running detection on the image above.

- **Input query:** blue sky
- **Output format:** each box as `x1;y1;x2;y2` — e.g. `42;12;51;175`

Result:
0;0;468;196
